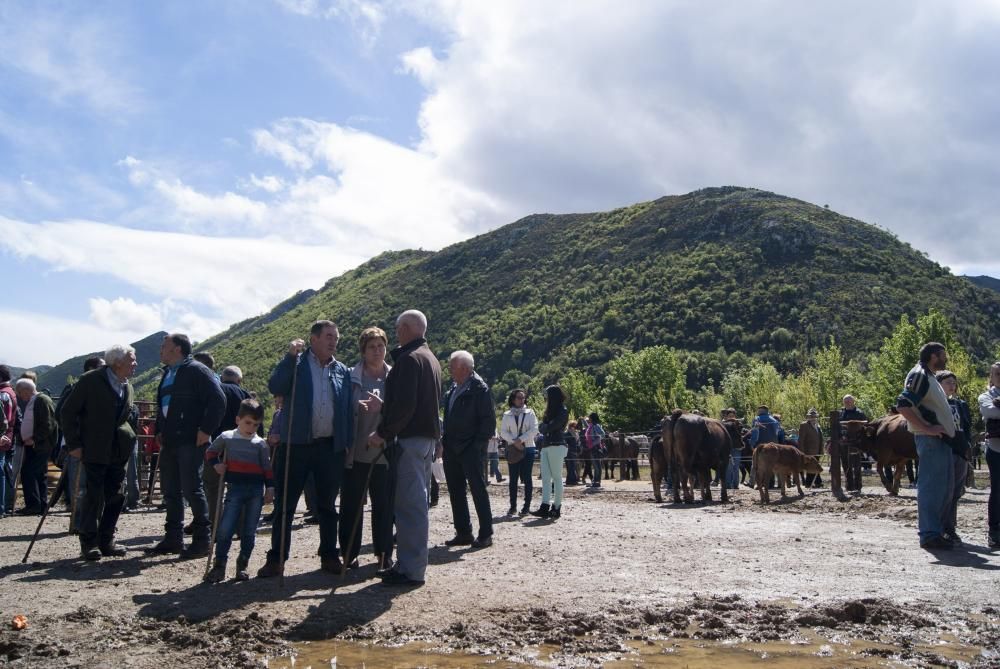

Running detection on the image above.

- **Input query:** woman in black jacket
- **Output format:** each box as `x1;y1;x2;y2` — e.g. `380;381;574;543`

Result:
531;385;569;519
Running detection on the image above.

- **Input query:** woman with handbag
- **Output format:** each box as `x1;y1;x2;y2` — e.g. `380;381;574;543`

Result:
499;389;538;516
531;385;570;519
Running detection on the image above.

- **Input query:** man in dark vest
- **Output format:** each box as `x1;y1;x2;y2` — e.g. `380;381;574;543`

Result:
14;379;58;515
798;408;824;488
839;395;868;491
60;345;137;559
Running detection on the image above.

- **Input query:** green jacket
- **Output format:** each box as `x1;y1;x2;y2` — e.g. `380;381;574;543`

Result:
59;368;136;465
28;393;58;455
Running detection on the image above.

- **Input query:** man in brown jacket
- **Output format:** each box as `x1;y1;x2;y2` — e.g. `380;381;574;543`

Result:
798;408;824;488
368;309;442;586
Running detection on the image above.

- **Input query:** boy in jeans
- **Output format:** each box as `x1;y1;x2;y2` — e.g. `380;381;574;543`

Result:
205;399;274;582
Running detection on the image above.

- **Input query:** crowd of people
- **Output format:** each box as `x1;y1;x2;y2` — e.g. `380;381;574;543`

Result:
1;328;998;586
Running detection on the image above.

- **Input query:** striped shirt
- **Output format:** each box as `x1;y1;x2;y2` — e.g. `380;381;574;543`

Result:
205;429;274;486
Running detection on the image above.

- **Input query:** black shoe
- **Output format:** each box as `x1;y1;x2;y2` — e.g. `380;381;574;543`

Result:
920;536;952;550
235;556;250;581
147;538;184;555
472;535;493;549
530;503;551;518
988;534;1000;550
380;570;424;587
303;514;320;525
320;557;344;573
204;563;226;583
183;522;194;535
15;506;42;516
507;506;517;516
376;563;397;579
81;544;101;561
519;504;530;516
550;506;561;519
444;534;475;547
99;541;127;557
942;532;962;547
256;560;283;578
180;541;211;560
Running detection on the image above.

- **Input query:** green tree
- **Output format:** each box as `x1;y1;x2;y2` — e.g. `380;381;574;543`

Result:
722;360;782;421
560;368;602;420
809;339;865;418
603;346;686;430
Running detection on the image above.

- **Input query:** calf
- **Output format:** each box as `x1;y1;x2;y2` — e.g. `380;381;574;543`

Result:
752;443;822;504
840;414;917;495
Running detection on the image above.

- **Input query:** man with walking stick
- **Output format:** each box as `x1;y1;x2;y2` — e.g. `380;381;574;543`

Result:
59;345;137;560
257;320;353;578
367;310;442;587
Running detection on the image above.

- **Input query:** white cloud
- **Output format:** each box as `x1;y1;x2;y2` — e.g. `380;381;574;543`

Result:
0;6;140;114
274;0;386;46
88;297;163;333
0;308;151;369
247;174;286;193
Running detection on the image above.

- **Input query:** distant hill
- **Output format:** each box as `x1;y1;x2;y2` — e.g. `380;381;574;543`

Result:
6;365;53;382
135;187;1000;402
37;331;167;395
964;275;1000;294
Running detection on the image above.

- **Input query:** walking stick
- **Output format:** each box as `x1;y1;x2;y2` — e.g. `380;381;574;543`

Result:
340;445;387;579
22;466;68;563
278;353;300;588
68;457;84;533
204;451;227;577
145;454;159;505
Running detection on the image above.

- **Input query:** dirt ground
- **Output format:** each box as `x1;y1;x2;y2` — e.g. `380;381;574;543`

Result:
1;474;998;668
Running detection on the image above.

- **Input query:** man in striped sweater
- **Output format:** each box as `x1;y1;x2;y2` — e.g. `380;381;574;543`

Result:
204;399;274;582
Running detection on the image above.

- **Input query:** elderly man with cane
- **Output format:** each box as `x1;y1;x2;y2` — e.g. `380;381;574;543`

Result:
59;345;137;559
257;319;353;578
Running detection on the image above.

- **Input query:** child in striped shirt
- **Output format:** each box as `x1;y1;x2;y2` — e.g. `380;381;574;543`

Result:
205;399;274;582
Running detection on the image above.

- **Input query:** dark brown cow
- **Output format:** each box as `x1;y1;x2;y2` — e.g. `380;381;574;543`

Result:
603;432;642;480
841;414;917;495
752;443;823;504
649;434;667;502
661;410;732;503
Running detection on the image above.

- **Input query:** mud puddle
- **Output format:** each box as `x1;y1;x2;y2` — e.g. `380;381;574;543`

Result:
267;596;997;668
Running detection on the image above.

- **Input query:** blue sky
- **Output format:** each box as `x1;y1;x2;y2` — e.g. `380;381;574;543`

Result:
2;1;999;367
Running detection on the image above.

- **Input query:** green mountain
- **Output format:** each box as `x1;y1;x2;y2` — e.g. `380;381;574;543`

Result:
138;186;1000;402
964;274;1000;294
6;365;52;382
37;331;167;395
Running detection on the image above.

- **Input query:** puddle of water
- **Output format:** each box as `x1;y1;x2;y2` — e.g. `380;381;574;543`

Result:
266;628;986;668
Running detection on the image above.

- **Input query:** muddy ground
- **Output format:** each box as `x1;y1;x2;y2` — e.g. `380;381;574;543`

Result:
1;474;997;667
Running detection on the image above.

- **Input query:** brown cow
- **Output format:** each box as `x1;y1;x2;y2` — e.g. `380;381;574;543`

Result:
752;443;823;504
661;410;732;503
604;432;642;480
840;414;917;495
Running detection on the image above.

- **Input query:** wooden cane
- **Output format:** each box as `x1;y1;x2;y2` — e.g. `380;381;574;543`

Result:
68;456;84;533
204;451;228;577
22;466;69;563
278;353;300;587
340;446;386;579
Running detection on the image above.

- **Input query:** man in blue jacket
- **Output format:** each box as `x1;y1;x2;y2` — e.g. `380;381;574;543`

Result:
258;320;353;577
148;333;226;558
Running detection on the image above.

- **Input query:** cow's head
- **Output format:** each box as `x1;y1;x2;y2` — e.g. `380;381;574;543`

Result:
840;420;869;444
802;455;823;474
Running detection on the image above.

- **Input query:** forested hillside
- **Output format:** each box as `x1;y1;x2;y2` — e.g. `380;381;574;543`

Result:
134;187;1000;411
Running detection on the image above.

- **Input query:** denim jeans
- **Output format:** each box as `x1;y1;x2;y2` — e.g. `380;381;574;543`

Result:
125;441;140;508
214;481;264;563
508;448;535;509
79;462;127;546
565;446;580;485
915;435;954;543
587;448;602;485
986;447;1000;536
0;449;11;514
726;452;740;489
488;453;502;481
443;445;493;538
266;442;344;562
393;436;435;581
159;441;211;541
539;445;568;507
942;453;967;537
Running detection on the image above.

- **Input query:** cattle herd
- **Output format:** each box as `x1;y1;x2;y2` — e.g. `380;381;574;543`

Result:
626;409;923;505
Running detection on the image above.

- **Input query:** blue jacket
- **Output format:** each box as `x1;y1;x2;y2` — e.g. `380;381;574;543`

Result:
268;349;352;450
750;414;781;447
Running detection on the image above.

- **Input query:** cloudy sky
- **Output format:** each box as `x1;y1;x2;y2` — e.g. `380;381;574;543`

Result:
2;1;999;367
